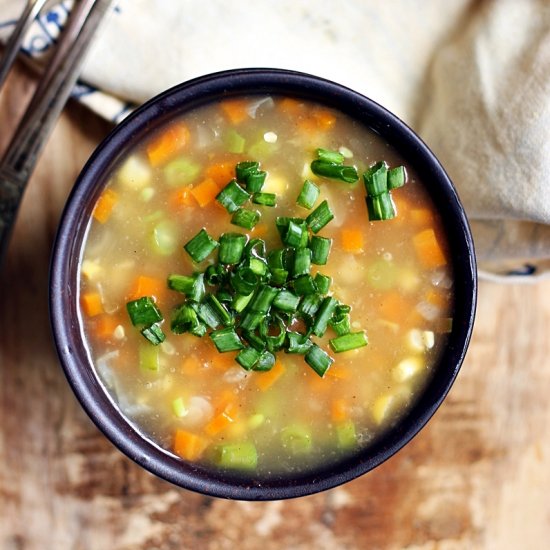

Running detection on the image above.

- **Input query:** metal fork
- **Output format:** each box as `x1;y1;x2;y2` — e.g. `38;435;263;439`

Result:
0;0;115;262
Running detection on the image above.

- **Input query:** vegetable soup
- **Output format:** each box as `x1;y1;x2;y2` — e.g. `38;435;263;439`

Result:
79;95;453;476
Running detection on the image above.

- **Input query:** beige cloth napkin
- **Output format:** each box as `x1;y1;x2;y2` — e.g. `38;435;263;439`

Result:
1;0;549;280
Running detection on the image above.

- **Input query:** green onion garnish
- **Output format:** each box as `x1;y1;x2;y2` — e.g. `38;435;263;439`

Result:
293;274;318;296
305;344;334;377
246;171;267;193
329;309;351;336
167;274;194;295
171;303;206;336
311;160;358;183
127;296;163;326
140;323;166;345
231;266;259;295
363;161;388;196
313;273;331;294
306;200;334;233
231;208;260;229
296;179;320;209
216;179;251;213
299;293;322;320
309;236;332;265
388;166;406;189
236;346;262;370
232;292;254;313
254;350;276;371
184;228;219;263
236;161;260;183
252;192;276;207
273;289;300;313
249;285;278;314
329;331;368;352
210;327;244;352
283;219;309;248
311;296;338;337
316;148;344;164
366;192;396;221
286;331;313;354
218;232;248;265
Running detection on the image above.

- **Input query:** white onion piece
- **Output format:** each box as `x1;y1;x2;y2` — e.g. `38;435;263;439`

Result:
246;96;274;118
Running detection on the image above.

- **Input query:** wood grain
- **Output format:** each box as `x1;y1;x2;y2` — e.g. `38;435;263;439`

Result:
1;63;550;550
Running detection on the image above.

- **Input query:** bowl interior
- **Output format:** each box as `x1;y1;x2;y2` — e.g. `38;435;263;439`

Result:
50;68;477;500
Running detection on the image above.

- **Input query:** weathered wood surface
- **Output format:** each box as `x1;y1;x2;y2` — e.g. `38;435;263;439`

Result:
1;64;550;550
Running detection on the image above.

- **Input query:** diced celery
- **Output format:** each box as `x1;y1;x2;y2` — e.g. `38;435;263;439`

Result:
215;441;258;470
336;420;357;449
163;157;201;187
366;258;397;290
248;413;265;430
248;138;277;159
223;129;246;154
172;396;188;418
139;344;160;372
152;220;179;255
281;425;312;454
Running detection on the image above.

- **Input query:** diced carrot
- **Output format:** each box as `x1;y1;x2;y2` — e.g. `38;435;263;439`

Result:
182;355;201;376
413;228;447;268
169;187;195;211
220;99;249;125
312;108;336;130
296;117;318;135
92;189;118;224
146;122;190;167
81;292;103;317
128;275;166;302
214;388;236;412
341;228;364;254
256;361;286;391
425;288;447;309
278;97;303;115
190;178;219;207
331;398;348;422
379;291;413;323
205;403;238;436
410;209;434;227
173;429;209;461
325;365;351;380
94;315;119;340
205;162;236;188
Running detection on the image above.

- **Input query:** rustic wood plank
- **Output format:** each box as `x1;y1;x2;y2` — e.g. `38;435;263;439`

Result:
1;63;549;550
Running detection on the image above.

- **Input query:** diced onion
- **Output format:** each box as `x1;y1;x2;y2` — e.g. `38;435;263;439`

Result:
117;155;152;190
392;357;423;382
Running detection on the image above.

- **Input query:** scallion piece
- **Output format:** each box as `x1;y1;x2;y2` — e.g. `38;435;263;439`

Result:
268;248;285;270
236;346;261;370
305;344;334;377
236;161;260;183
270;268;288;286
286;331;313;354
311;160;358;183
218;232;248;265
216;289;233;303
313;273;331;294
189;272;206;302
283;219;309;248
273;289;300;313
244;238;267;260
184;228;219;263
230;266;259;295
171;303;205;336
252;192;276;207
127;297;163;326
366;192;396;221
254;350;275;371
239;311;263;331
293;274;317;296
210;327;244;352
249;285;278;314
206;294;233;326
296;179;320;209
316;148;344;164
299;293;322;320
232;292;254;313
387;165;406;189
231;207;260;230
306;200;334;233
329;310;351;336
140;323;165;345
311;296;338;337
329;331;368;352
216;179;251;213
292;247;312;278
309;236;332;265
167;274;194;295
260;315;286;352
246;256;269;278
246;171;267;193
197;300;222;330
363;161;388;196
242;329;265;352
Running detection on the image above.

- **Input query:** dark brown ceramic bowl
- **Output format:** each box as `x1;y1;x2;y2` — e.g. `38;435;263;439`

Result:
50;68;477;500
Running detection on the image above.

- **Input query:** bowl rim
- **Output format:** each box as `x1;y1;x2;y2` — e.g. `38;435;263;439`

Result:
50;67;477;500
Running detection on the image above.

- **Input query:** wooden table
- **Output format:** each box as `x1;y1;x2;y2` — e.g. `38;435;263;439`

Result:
2;63;549;550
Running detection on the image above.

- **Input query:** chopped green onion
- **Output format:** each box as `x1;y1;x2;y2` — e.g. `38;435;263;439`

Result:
283;219;309;248
313;273;331;294
231;208;260;229
216;179;251;213
232;292;254;313
236;346;261;370
293;274;318;296
230;266;259;295
206;294;233;326
329;311;351;336
246;171;267;193
366;192;396;221
239;311;263;331
188;272;206;302
305;344;334;377
246;257;269;278
215;442;258;470
140;323;165;345
252;192;277;206
273;289;300;313
296;179;320;209
127;296;163;326
235;161;260;183
329;331;368;352
286;331;313;354
271;268;288;286
311;296;338;337
363;161;388;196
316;148;345;164
244;238;267;260
171;303;205;336
184;228;219;263
268;248;285;270
218;232;248;265
311;160;358;183
249;285;278;314
388;165;406;189
254;350;275;371
242;329;265;351
224;129;246;154
292;247;312;278
197;301;222;330
260;315;287;352
204;264;226;286
167;274;194;295
281;424;312;454
299;293;322;320
306;200;334;233
309;236;332;265
210;327;244;352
